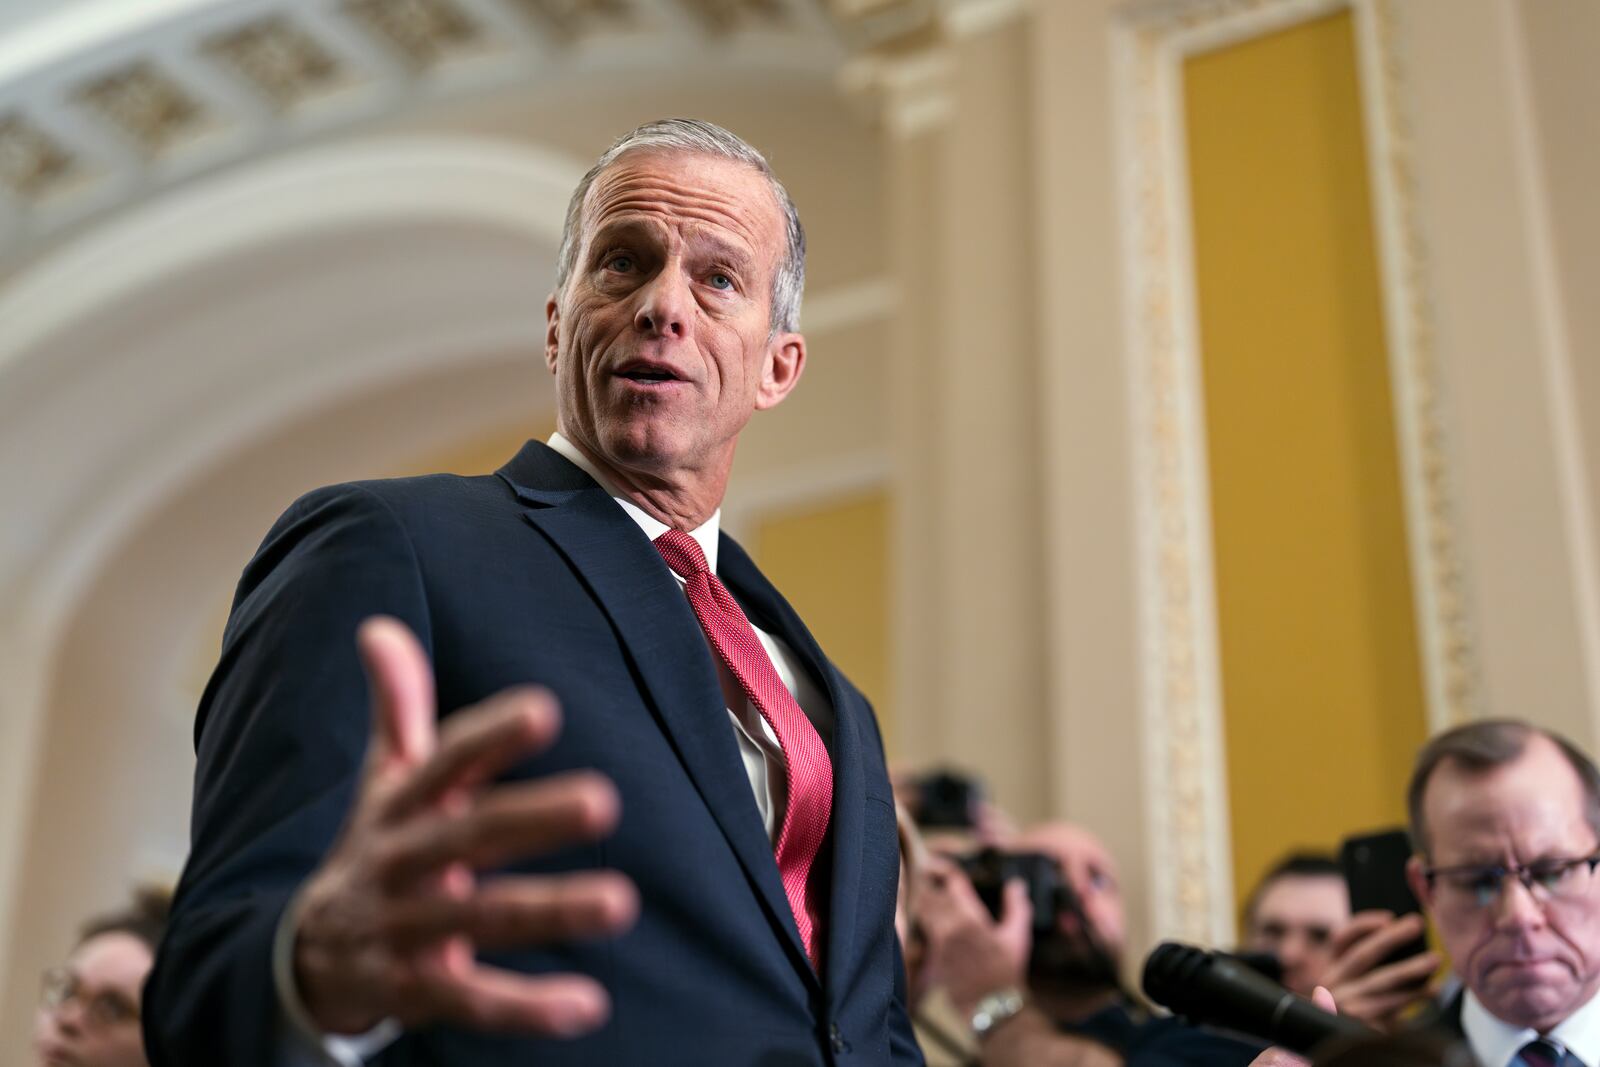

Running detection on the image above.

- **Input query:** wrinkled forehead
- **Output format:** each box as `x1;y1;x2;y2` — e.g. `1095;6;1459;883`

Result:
578;148;785;265
1423;740;1595;860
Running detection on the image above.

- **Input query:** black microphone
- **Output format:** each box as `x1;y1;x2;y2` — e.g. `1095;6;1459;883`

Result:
1141;941;1374;1055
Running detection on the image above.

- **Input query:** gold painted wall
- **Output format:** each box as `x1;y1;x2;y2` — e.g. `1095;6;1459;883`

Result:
1183;12;1429;905
752;491;893;747
391;421;552;477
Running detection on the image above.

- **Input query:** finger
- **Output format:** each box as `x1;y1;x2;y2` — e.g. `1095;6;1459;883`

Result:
1336;913;1427;977
377;771;621;888
423;966;612;1037
1364;949;1441;991
1349;988;1426;1023
384;871;639;950
1327;910;1394;957
380;688;564;823
359;616;437;768
998;879;1034;938
1311;985;1337;1014
1249;1050;1309;1067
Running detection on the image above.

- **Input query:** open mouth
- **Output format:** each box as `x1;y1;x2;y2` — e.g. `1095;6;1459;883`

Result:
616;363;684;385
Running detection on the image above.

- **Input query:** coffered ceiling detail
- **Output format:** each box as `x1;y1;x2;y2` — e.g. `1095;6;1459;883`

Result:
0;0;883;256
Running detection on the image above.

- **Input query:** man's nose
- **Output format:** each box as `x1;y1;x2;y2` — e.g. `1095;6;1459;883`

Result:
634;268;691;339
51;996;86;1035
1495;876;1548;931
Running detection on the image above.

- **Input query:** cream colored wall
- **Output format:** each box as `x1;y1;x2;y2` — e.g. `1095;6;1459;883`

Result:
1518;0;1600;731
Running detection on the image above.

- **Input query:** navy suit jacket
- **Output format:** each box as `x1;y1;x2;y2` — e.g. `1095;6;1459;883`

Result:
144;441;921;1066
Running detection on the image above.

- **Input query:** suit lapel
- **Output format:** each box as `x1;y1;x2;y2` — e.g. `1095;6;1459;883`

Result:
718;535;867;1006
496;443;817;985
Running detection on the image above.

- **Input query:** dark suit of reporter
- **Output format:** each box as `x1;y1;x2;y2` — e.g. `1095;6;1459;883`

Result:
143;119;919;1066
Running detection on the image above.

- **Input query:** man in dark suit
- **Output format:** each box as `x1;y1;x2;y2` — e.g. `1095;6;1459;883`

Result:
143;118;920;1066
1402;720;1600;1066
1261;720;1600;1067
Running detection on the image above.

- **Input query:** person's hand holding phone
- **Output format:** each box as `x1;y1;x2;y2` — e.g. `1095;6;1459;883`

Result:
1319;910;1440;1031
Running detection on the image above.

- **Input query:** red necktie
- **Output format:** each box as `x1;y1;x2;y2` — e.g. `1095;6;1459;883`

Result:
654;529;833;965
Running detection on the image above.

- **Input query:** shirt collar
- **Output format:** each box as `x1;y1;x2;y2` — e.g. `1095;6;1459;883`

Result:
1464;985;1600;1067
547;431;720;573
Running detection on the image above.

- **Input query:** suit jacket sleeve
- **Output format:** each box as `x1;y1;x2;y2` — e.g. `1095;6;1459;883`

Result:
143;484;433;1067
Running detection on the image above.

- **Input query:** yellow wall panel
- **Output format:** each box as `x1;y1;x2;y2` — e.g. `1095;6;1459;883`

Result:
391;420;555;477
1183;12;1429;907
752;491;893;748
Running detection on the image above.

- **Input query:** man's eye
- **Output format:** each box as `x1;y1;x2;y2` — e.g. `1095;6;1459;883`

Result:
708;273;734;290
1464;872;1503;902
606;254;634;272
1530;862;1577;890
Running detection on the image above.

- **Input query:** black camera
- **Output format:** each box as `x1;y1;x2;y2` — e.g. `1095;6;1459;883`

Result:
956;847;1070;941
908;769;983;830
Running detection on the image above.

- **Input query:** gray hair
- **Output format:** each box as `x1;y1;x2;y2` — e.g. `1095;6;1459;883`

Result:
553;118;806;334
1406;718;1600;856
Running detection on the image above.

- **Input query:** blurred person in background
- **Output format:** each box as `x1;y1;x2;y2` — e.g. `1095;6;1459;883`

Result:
1240;853;1350;998
34;887;169;1067
912;820;1265;1066
1244;850;1438;1030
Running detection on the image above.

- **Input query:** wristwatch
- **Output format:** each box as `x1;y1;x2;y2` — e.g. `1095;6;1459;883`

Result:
969;987;1026;1040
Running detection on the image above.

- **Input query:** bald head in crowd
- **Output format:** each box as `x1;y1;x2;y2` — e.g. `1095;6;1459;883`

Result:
1011;821;1128;969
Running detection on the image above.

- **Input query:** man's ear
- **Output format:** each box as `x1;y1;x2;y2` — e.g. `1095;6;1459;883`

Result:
755;331;806;411
544;293;561;374
1406;855;1434;911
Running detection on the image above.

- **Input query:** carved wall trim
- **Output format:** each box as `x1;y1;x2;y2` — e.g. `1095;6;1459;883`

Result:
1113;0;1474;946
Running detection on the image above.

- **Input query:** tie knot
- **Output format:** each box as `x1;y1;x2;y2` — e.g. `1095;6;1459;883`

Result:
1519;1038;1571;1067
654;528;709;579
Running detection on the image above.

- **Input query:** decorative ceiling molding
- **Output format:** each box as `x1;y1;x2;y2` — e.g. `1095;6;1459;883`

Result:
0;0;846;256
831;0;1031;138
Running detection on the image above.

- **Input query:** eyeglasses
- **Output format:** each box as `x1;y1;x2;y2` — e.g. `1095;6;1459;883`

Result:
1423;852;1600;910
39;967;141;1028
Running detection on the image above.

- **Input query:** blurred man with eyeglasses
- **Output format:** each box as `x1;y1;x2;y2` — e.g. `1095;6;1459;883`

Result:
1401;720;1600;1066
34;887;169;1067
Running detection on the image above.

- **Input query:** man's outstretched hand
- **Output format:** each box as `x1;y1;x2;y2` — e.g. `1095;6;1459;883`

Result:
291;616;639;1037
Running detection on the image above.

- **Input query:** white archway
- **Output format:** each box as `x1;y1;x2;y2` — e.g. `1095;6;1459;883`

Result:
0;133;584;998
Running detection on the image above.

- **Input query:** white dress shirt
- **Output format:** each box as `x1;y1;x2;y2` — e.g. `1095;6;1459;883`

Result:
273;432;833;1063
1463;985;1600;1067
